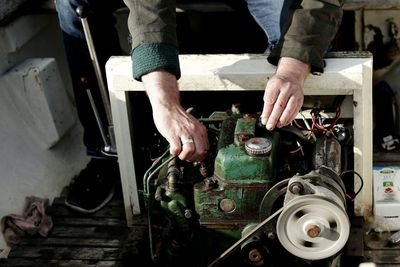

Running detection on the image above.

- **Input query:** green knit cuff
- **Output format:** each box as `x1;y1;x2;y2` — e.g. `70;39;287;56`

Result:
132;43;181;81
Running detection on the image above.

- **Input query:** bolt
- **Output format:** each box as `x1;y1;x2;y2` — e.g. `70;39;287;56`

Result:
306;224;321;238
219;199;236;213
184;209;192;219
289;182;304;195
248;248;263;263
267;232;275;240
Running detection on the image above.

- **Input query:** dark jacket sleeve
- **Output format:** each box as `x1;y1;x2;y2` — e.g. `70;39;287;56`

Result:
268;0;345;74
124;0;344;80
123;0;181;80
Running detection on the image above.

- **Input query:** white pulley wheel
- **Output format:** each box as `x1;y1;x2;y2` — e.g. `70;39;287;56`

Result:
276;195;350;260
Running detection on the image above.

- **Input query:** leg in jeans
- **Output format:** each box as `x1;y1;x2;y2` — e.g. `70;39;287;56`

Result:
55;0;124;213
245;0;295;52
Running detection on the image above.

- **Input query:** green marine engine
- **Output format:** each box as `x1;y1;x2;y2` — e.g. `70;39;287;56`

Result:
144;110;353;267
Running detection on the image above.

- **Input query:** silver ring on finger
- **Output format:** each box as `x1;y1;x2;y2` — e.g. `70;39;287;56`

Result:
181;136;194;146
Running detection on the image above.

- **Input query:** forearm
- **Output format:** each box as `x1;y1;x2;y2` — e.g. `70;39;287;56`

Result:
142;70;180;109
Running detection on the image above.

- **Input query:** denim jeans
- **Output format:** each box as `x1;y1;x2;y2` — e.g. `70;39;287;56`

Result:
245;0;294;52
55;0;290;154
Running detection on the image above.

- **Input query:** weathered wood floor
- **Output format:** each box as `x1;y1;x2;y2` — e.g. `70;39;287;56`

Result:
362;230;400;266
2;185;400;266
0;186;149;267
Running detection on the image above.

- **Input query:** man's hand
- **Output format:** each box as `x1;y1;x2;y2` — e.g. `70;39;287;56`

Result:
142;70;209;162
261;57;310;130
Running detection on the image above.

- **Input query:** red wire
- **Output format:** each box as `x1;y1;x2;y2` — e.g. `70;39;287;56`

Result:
295;98;344;135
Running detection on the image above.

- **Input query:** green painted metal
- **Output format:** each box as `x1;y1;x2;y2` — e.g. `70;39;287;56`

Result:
214;144;273;183
151;112;281;247
214;117;276;183
233;117;256;146
194;114;280;237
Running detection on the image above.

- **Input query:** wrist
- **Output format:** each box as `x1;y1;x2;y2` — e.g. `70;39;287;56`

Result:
142;70;181;108
276;57;311;85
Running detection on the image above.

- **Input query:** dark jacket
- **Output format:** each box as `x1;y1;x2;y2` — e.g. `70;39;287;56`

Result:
123;0;345;80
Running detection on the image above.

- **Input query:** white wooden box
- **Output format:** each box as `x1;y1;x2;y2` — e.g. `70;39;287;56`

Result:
106;53;373;225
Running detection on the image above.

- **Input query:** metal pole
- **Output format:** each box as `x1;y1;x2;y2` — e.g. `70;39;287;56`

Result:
86;89;110;149
79;15;113;126
76;6;117;155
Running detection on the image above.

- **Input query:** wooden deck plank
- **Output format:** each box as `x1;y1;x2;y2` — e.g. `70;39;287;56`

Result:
18;237;123;247
51;197;124;208
8;247;121;260
364;250;400;264
47;226;130;239
365;231;395;250
5;184;400;266
51;217;128;227
0;181;150;265
11;224;147;248
0;259;123;267
48;205;126;218
51;216;147;228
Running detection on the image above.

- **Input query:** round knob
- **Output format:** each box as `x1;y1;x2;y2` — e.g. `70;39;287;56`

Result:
76;6;89;18
245;137;272;157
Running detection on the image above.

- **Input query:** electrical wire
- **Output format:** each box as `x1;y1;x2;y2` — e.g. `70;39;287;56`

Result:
340;170;364;201
310;97;344;134
295;97;344;136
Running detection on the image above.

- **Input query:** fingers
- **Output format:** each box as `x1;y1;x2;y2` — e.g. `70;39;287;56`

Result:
178;136;196;160
177;134;209;162
263;88;290;130
277;96;303;128
260;78;280;127
261;75;303;130
168;124;209;162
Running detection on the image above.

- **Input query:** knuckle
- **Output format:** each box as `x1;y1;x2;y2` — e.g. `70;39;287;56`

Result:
277;99;287;109
199;149;208;157
170;146;180;156
264;93;277;105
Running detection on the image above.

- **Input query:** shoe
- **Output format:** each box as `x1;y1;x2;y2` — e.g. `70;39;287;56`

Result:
64;158;118;214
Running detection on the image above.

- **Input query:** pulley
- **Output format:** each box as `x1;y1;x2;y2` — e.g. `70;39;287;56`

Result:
276;195;350;260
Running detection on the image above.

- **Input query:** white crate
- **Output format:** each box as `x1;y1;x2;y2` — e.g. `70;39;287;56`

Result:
106;54;373;225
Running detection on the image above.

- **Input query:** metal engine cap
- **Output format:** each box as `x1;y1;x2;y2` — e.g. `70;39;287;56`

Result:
245;137;272;156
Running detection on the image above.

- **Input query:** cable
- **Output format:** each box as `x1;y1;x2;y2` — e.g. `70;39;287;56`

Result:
308;96;345;135
340;170;364;201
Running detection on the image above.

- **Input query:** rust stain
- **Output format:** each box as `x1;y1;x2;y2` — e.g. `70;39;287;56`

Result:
34;73;42;88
